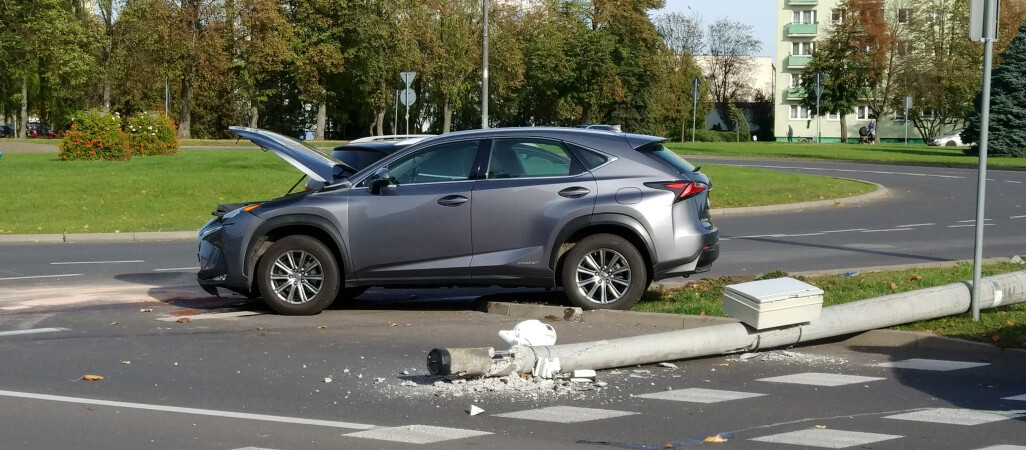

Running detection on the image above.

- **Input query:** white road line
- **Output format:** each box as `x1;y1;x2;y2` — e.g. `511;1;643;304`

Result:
1012;215;1026;220
861;228;914;233
0;327;69;337
956;219;992;223
896;223;934;227
0;390;377;430
50;260;145;265
949;224;995;228
0;274;83;281
822;229;868;233
1006;180;1022;184
153;267;200;272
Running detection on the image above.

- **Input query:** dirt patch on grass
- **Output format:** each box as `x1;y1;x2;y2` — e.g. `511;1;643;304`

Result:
0;141;58;154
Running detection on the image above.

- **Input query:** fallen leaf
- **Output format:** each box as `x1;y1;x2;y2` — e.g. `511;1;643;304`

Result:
108;322;118;326
139;308;153;312
909;274;923;281
699;311;706;316
317;326;327;329
716;363;730;367
992;335;1001;342
814;425;827;429
704;434;728;443
1008;320;1015;326
176;317;192;323
120;361;131;365
81;375;104;381
889;282;898;290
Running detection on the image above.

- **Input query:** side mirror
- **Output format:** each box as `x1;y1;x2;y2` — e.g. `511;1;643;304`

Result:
369;167;392;195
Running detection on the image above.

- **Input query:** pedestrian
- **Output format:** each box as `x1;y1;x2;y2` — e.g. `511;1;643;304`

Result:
787;125;793;143
868;119;876;143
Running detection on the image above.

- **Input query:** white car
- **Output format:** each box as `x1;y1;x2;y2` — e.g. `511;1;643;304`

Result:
927;130;967;147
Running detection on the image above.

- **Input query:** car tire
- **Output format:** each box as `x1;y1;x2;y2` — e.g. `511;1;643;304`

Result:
945;141;957;147
257;235;339;315
561;234;647;311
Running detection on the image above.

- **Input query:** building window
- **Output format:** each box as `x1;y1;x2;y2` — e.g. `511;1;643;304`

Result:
895;109;907;122
856;105;870;120
792;41;814;56
896;41;910;56
898;8;913;24
921;108;936;120
790;73;801;88
827;112;840;121
793;10;816;24
831;9;846;24
790;105;811;120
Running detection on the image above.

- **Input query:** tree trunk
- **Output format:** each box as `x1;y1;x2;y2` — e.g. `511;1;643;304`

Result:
249;104;258;128
681;118;686;143
315;99;326;140
178;73;193;138
375;109;385;136
19;75;28;139
442;103;452;133
839;115;848;143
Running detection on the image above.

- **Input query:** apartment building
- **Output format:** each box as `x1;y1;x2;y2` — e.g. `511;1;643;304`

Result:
775;0;928;143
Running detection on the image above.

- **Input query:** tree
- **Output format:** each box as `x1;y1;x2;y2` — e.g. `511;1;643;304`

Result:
961;19;1026;157
290;0;346;140
233;0;296;129
652;12;711;141
598;0;664;133
703;18;761;131
799;0;874;143
418;0;480;133
653;10;704;57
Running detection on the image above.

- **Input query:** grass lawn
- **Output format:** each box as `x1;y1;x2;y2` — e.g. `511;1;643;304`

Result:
635;261;1026;349
0;151;874;234
666;141;1026;169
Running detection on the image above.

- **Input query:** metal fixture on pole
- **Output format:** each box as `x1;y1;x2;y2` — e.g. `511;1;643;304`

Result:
969;0;999;321
481;0;489;129
400;72;417;135
691;77;700;143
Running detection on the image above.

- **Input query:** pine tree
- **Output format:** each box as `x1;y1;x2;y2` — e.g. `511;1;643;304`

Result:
961;19;1026;157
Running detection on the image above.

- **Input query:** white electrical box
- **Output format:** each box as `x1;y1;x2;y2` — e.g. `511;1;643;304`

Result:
722;277;824;330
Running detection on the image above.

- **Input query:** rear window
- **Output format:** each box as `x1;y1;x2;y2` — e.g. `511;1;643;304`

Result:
640;143;696;174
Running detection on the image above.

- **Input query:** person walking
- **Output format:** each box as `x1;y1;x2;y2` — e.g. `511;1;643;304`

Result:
787;125;794;143
868;120;876;143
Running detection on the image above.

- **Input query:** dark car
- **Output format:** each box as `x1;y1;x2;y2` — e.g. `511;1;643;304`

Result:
0;125;14;138
198;127;719;315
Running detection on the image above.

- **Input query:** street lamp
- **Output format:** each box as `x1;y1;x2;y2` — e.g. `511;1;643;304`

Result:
481;0;489;129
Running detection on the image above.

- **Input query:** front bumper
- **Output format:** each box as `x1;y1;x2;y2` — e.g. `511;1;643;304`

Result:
196;218;253;296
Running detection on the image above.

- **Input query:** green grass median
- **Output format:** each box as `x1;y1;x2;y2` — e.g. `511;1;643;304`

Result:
0;151;875;234
635;261;1026;349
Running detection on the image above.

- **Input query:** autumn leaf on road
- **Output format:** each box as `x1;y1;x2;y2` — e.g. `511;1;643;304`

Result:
81;375;104;381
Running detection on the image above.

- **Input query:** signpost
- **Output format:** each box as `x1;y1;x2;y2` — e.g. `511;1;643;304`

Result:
968;0;999;321
482;0;489;129
691;77;700;143
399;71;417;134
903;95;912;146
815;72;824;143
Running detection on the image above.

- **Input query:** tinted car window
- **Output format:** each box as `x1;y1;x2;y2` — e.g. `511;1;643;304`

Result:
389;140;479;185
564;143;610;170
488;139;581;179
639;143;696;174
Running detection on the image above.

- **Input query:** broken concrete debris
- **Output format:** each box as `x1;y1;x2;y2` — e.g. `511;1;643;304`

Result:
532;357;561;379
658;362;678;369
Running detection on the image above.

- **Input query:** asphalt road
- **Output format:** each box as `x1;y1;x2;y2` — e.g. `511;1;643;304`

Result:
1;158;1024;449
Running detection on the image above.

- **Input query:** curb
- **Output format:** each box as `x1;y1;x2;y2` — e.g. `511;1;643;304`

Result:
0;231;195;244
482;301;1014;355
711;181;888;218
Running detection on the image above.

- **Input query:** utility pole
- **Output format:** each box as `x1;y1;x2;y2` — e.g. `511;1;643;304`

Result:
481;0;489;129
691;77;700;143
815;72;824;143
903;96;912;146
969;0;999;321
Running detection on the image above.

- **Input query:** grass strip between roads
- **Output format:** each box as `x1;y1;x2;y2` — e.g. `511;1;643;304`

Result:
635;261;1026;349
0;150;873;234
666;141;1026;169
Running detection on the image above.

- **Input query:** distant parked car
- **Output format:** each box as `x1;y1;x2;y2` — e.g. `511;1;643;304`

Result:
927;130;966;147
576;124;622;132
304;136;432;190
26;123;55;139
0;125;13;138
198;126;719;315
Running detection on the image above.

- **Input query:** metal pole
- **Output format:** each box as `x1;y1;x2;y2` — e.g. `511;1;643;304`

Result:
972;22;996;322
165;76;169;117
691;78;699;143
481;0;489;129
393;90;399;135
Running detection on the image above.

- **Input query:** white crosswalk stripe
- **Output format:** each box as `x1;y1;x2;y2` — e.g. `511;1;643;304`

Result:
344;425;490;444
637;387;766;403
758;372;885;387
873;358;990;371
884;408;1025;426
494;405;638;423
750;428;903;448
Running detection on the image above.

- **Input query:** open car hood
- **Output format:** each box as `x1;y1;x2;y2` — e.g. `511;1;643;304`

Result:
228;126;354;183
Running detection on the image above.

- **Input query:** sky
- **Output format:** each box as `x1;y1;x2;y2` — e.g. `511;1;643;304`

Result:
654;0;778;57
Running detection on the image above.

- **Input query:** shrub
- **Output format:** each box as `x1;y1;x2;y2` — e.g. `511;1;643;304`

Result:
126;113;179;156
694;129;751;142
58;111;131;161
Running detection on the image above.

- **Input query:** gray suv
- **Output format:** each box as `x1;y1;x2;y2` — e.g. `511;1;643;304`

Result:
198;127;718;315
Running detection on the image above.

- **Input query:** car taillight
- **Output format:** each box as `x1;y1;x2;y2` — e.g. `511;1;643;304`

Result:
646;181;708;203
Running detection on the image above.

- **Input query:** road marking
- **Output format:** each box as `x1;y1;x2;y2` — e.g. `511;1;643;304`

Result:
0;327;69;337
345;425;490;444
860;228;913;233
494;406;638;423
884;408;1024;426
1006;180;1022;184
0;390;376;430
949;224;995;228
156;311;263;321
1004;394;1026;401
153;267;200;272
758;372;885;387
1011;215;1026;220
873;358;990;371
957;219;992;223
751;428;903;448
896;223;934;227
822;229;868;233
638;388;766;404
50;260;145;265
0;274;82;281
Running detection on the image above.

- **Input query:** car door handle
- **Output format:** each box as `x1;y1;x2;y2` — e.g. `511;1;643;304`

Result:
558;187;591;198
437;195;469;207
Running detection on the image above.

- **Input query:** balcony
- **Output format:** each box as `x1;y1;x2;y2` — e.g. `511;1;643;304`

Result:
786;23;818;37
787;55;812;68
785;87;807;100
787;0;818;5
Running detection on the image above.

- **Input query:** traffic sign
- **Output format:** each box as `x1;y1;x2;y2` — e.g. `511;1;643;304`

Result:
400;71;416;87
399;88;416;106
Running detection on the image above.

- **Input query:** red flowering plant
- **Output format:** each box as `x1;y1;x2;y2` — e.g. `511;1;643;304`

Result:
125;113;179;156
57;111;130;161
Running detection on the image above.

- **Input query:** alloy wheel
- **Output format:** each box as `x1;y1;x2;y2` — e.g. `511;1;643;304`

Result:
268;250;324;304
575;248;632;305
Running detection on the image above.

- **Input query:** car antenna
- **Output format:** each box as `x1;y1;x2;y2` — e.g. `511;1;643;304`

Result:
285;174;307;195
